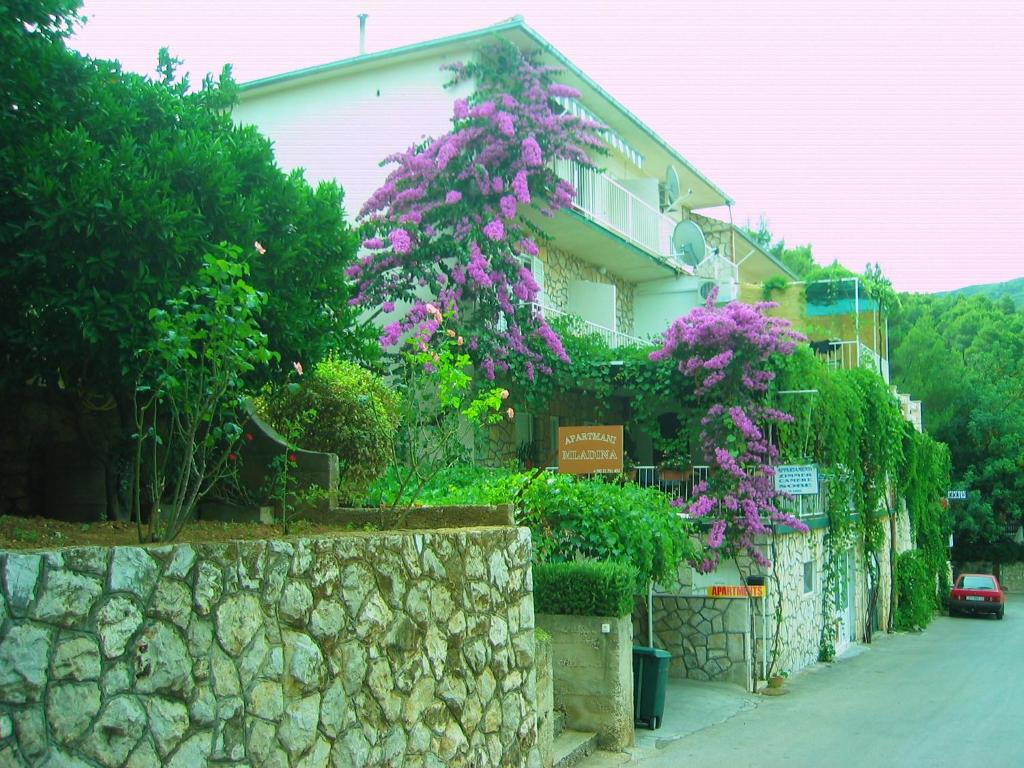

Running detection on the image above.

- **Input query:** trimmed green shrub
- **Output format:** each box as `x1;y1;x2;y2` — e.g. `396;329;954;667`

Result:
533;560;637;617
259;358;400;504
894;549;934;630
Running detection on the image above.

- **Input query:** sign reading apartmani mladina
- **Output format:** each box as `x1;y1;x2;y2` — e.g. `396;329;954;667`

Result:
557;425;623;475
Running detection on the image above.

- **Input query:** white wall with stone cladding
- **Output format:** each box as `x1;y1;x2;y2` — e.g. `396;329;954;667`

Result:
0;527;540;767
763;527;828;676
540;244;636;336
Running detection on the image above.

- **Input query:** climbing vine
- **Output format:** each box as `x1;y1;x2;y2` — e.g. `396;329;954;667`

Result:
773;345;948;648
900;426;952;610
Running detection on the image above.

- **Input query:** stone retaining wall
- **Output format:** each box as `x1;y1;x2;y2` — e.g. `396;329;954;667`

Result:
960;561;1024;592
0;527;540;767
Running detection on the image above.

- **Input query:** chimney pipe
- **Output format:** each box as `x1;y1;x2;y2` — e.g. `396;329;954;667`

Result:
358;13;368;55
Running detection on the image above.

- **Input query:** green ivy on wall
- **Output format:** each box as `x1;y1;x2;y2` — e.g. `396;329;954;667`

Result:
501;309;950;645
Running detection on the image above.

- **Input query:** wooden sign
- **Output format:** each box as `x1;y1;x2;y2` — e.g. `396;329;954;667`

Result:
557;425;623;475
706;585;766;598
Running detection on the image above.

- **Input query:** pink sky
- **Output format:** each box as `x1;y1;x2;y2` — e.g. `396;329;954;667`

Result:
71;0;1024;293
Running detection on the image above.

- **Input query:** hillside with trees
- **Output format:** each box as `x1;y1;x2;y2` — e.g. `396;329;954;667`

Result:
938;276;1024;308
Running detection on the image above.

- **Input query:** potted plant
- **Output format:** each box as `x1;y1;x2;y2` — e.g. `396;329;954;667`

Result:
658;456;690;483
767;671;788;689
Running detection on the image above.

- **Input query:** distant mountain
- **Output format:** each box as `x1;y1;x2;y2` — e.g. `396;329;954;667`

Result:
937;276;1024;307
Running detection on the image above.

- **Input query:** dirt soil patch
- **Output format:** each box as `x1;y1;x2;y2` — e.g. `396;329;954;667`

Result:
0;503;515;551
0;515;361;551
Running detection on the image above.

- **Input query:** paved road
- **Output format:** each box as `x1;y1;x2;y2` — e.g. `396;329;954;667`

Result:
602;594;1024;768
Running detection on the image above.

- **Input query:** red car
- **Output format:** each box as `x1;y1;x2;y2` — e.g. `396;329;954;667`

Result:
948;573;1005;619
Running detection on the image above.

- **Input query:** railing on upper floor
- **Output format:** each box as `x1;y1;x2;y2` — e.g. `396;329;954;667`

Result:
528;302;645;350
546;462;829;521
776;475;829;519
553;158;678;260
817;341;890;384
694;251;739;286
634;465;709;506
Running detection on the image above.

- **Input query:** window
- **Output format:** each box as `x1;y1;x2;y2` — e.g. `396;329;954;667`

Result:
518;255;546;306
961;575;995;590
803;561;815;594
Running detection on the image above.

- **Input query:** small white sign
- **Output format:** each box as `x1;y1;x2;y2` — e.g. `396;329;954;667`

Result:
774;465;819;495
947;490;967;501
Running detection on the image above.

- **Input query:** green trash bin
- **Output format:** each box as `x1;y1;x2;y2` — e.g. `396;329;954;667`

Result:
632;646;671;729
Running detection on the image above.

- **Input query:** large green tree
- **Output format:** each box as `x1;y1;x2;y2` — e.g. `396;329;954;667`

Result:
1;1;372;517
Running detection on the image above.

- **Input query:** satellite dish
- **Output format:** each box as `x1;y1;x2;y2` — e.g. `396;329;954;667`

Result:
661;165;682;211
671;220;706;267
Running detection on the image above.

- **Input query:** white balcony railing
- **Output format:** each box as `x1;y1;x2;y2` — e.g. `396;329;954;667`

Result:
819;341;890;383
553;158;677;259
530;303;644;350
694;251;739;286
635;465;710;506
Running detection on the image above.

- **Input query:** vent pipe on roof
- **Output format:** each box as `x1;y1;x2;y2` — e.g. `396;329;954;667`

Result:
357;13;368;55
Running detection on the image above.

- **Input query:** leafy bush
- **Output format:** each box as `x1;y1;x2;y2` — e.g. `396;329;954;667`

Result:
517;473;696;588
894;550;935;630
259;358;400;504
533;561;637;617
364;465;696;587
362;464;517;507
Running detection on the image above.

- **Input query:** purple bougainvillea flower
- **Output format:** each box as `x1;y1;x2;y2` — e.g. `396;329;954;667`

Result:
512;170;531;204
521;135;543;166
390;229;413;254
500;195;517;219
482;219;505;241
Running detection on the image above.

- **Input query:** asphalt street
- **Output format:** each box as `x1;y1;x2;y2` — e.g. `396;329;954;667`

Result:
593;594;1024;768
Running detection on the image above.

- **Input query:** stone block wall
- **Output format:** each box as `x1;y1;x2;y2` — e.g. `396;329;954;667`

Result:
765;527;828;676
534;614;632;751
634;596;750;689
0;527;540;767
960;561;1023;592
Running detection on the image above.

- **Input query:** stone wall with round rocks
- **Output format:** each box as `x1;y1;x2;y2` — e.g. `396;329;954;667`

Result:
0;526;540;767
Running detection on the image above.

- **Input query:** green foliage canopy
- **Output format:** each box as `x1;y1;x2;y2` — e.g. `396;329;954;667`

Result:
890;293;1024;551
533;561;637;617
1;6;371;404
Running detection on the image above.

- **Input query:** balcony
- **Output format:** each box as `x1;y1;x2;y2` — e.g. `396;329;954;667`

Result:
816;341;890;384
553;159;678;262
529;303;645;350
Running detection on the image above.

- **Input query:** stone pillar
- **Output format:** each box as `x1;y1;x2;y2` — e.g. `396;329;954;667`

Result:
535;614;634;751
